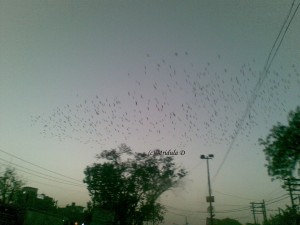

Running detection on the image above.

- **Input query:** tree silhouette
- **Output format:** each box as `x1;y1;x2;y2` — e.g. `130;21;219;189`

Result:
0;166;24;204
215;218;242;225
263;206;300;225
83;144;187;225
259;106;300;181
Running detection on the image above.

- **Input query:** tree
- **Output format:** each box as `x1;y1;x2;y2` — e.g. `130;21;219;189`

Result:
259;106;300;181
263;206;300;225
83;144;187;225
0;166;24;204
215;218;242;225
82;201;93;225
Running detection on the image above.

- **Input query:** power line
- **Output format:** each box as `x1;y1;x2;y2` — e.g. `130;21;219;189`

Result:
265;193;289;204
216;207;250;213
162;192;292;218
213;0;300;180
0;160;85;187
167;210;195;217
163;204;206;214
264;0;297;72
265;195;289;205
19;175;87;194
163;203;250;214
214;203;249;207
214;190;257;201
265;0;300;73
0;161;88;201
0;147;82;183
0;157;85;187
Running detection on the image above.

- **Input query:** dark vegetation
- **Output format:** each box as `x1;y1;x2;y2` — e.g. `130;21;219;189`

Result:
259;106;300;225
83;144;187;225
260;106;300;181
1;104;299;225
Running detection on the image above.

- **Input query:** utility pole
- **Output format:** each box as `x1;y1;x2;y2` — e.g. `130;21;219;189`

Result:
250;202;257;225
250;201;267;224
262;200;267;222
185;215;188;225
284;178;300;210
286;179;295;209
200;154;214;225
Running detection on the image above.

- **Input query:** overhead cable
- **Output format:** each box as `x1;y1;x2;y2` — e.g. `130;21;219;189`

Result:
0;148;82;183
213;0;300;180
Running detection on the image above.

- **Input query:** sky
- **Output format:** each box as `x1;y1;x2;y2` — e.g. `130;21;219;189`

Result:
0;0;300;224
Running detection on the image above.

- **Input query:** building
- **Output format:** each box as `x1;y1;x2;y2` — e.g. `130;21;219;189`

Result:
17;186;56;212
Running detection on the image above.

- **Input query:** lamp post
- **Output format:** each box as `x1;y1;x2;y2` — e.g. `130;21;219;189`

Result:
200;154;214;225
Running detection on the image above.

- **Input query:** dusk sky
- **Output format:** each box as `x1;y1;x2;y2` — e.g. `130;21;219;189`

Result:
1;1;300;224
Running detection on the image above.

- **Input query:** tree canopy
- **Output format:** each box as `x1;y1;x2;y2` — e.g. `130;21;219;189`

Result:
0;166;24;204
259;106;300;180
263;206;300;225
83;144;187;225
215;218;242;225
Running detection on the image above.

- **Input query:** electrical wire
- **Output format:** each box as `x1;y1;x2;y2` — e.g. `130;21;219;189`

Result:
265;193;289;203
0;147;82;183
214;189;257;201
20;176;87;194
0;160;85;187
213;0;300;180
163;204;206;214
0;161;88;206
264;0;296;72
162;192;291;217
166;210;194;217
0;157;85;187
265;0;300;73
265;195;290;205
163;203;250;214
215;208;250;213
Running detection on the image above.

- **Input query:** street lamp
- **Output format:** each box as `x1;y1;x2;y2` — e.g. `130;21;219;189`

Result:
200;154;214;225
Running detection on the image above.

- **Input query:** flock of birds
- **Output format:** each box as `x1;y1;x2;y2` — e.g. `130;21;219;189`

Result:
31;52;300;152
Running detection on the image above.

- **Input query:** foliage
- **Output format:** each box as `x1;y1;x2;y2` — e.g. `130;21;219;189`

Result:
83;201;93;225
259;106;300;180
215;217;242;225
0;166;24;204
83;144;187;225
263;206;300;225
